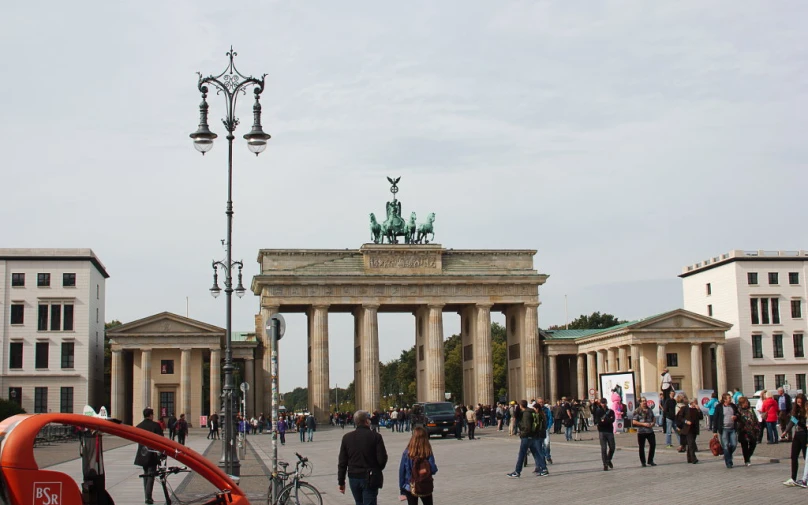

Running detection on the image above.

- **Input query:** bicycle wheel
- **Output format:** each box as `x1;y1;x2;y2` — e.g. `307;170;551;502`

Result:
266;479;280;505
278;482;322;505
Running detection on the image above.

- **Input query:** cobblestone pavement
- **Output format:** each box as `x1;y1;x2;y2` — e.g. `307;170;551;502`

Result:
40;426;806;505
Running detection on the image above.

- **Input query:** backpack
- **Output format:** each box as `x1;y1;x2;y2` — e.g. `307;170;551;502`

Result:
532;410;546;436
409;457;434;497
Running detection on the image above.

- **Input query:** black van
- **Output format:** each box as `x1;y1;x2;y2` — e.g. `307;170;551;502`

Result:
411;402;456;437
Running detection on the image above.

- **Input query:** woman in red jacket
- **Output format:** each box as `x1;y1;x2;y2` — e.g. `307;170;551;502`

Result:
762;391;780;444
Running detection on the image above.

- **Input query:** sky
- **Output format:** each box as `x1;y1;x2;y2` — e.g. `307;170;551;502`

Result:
2;1;806;391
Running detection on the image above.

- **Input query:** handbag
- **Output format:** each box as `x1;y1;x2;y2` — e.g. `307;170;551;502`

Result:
709;436;724;456
366;468;384;489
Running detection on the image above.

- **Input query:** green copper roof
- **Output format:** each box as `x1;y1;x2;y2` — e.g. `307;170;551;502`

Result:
541;319;642;340
231;332;256;342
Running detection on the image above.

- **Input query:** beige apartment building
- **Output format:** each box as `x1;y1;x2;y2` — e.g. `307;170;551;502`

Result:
0;248;108;413
681;249;808;395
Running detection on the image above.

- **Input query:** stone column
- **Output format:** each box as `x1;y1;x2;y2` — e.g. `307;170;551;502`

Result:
656;343;666;378
244;357;254;417
180;348;191;418
141;349;152;410
606;348;616;373
111;349;124;420
260;305;279;418
618;347;628;372
309;305;330;423
425;305;445;402
630;344;642;392
523;303;540;400
596;350;605;377
587;352;597;399
548;355;558;402
577;354;586;400
474;304;493;407
715;343;727;396
690;343;703;399
361;305;380;411
210;349;221;414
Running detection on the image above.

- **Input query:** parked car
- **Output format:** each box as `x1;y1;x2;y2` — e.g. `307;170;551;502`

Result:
411;402;456;437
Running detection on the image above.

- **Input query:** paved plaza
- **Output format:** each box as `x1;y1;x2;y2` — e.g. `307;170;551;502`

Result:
37;425;806;505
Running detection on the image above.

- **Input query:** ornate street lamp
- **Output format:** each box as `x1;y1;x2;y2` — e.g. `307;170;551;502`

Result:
192;47;270;477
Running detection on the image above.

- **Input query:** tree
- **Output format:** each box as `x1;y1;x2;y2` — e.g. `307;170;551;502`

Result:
549;312;626;330
0;398;25;422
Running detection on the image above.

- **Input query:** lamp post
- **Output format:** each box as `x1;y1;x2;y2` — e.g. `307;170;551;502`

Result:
191;47;271;477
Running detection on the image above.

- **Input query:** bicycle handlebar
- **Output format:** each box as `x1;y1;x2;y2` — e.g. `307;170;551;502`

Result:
294;452;308;463
139;466;190;478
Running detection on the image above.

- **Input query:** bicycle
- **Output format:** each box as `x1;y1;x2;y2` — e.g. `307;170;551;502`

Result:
267;452;322;505
140;454;231;505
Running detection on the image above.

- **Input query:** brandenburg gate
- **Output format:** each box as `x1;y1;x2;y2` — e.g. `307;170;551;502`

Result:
251;245;547;420
251;178;547;421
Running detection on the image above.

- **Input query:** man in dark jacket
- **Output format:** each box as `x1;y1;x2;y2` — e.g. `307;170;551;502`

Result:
592;398;616;471
662;390;677;448
134;408;165;505
506;400;545;478
677;398;704;464
167;413;177;441
338;410;388;505
712;393;739;468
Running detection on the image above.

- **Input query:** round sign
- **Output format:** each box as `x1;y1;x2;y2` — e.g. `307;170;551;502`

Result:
240;382;250;392
589;388;596;395
267;313;286;339
701;397;709;406
647;399;656;409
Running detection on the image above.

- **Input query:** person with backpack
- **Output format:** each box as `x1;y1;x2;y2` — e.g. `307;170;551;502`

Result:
592;397;616;471
398;426;438;505
175;413;189;445
506;400;546;478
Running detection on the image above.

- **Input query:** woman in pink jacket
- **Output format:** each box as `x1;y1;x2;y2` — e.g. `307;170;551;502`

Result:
762;391;780;444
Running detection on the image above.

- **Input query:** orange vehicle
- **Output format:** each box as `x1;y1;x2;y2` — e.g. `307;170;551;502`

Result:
0;414;248;505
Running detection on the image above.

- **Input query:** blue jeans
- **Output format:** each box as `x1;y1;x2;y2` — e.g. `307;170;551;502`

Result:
514;437;541;474
565;425;573;441
721;429;737;467
348;477;378;505
664;418;675;446
299;429;305;442
766;421;778;443
534;437;548;471
307;427;314;441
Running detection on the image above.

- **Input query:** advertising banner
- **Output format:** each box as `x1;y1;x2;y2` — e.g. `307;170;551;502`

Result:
599;371;636;413
698;390;714;415
625;393;636;420
200;415;208;428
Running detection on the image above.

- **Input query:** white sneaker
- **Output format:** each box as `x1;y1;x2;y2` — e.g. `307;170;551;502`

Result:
783;479;798;487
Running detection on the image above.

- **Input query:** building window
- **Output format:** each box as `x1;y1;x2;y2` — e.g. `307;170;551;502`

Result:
34;387;48;413
751;298;760;324
97;284;99;300
775;374;786;389
37;273;50;287
160;360;174;374
61;342;75;368
10;304;24;325
38;305;48;331
666;353;679;367
419;345;424;361
50;304;61;331
8;387;22;406
707;304;713;317
772;298;780;324
797;374;807;394
792;300;802;319
706;283;712;295
789;272;800;285
35;342;49;369
307;346;311;363
794;334;805;359
11;273;24;287
62;273;76;287
354;346;360;363
761;298;770;324
60;387;73;413
508;343;520;360
769;272;779;285
748;272;758;285
463;344;473;362
754;375;765;391
64;304;74;331
671;380;681;390
773;334;784;358
752;335;763;359
9;343;23;369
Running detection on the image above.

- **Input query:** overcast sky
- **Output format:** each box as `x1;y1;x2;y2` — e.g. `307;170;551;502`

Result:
2;2;806;392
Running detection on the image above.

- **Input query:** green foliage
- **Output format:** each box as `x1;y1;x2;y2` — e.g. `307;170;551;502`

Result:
282;387;309;412
443;334;462;402
0;398;25;421
551;312;626;330
491;323;507;401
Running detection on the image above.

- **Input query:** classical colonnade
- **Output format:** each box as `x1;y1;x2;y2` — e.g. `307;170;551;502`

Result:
258;301;542;421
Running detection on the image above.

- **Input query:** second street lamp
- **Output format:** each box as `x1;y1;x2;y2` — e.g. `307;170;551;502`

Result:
192;46;270;477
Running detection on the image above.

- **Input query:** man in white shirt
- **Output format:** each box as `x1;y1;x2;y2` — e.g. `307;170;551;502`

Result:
660;368;673;399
